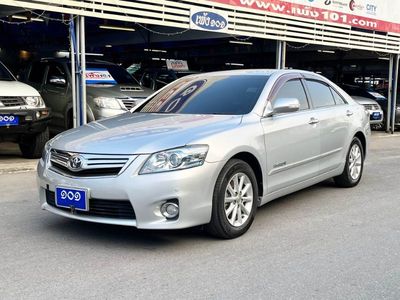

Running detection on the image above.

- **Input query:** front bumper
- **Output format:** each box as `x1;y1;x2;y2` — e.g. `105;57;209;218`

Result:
37;154;222;229
0;108;51;139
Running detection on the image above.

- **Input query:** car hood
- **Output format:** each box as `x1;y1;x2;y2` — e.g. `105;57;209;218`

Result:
50;113;242;154
0;80;40;97
352;96;380;106
87;84;154;100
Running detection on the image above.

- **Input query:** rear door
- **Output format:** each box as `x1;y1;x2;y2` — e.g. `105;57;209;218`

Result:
304;79;351;174
261;75;320;193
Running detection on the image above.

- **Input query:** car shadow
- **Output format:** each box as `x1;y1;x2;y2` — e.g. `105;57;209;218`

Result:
40;179;338;247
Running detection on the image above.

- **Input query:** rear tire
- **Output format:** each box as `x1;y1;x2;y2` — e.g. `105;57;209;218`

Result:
19;127;49;159
334;137;364;188
206;159;258;239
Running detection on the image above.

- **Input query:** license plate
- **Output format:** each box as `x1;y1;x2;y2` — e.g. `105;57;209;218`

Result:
371;112;381;120
55;187;89;211
0;115;19;126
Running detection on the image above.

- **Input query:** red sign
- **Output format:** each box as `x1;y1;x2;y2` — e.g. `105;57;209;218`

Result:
208;0;400;33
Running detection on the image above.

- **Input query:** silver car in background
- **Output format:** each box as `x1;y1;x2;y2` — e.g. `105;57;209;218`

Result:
37;70;370;239
352;96;383;126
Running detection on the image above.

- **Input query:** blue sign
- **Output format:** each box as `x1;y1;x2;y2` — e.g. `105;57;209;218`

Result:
0;115;19;126
191;10;228;32
55;187;88;211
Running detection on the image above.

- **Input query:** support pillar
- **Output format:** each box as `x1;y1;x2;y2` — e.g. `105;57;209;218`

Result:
276;40;286;69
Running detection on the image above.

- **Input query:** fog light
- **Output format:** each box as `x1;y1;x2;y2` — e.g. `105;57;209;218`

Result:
160;202;179;219
36;111;41;119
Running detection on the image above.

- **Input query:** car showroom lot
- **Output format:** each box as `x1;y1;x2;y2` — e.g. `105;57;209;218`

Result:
0;132;399;299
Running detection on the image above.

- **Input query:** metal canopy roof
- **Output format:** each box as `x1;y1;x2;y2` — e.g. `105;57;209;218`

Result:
1;0;400;53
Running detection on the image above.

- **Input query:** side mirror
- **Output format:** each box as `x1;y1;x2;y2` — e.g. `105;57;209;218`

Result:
265;98;300;116
49;75;67;87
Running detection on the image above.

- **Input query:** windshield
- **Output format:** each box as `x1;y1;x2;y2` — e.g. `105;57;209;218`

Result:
137;75;269;115
0;62;15;81
86;63;140;85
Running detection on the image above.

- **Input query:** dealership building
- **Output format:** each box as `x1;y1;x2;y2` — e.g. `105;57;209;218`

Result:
0;0;399;130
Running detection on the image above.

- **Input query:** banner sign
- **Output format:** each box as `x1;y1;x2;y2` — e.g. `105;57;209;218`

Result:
166;59;190;71
86;68;117;84
190;7;229;33
208;0;400;33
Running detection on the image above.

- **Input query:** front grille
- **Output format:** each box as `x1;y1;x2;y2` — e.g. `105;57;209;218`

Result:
46;190;136;219
363;104;380;110
0;96;26;107
50;149;133;177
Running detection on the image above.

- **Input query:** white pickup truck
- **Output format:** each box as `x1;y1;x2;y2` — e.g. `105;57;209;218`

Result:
0;60;50;158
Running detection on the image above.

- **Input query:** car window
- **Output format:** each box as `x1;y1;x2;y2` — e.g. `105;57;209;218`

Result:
0;62;15;81
138;75;269;115
141;72;153;88
330;88;347;105
28;62;46;84
86;63;140;85
46;64;67;87
272;79;309;110
306;80;336;108
156;72;175;84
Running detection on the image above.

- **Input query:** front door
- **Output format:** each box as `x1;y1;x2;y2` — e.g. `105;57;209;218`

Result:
261;78;320;194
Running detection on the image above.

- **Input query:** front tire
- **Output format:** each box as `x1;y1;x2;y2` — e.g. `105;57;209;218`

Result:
334;137;364;188
19;127;49;159
206;159;258;239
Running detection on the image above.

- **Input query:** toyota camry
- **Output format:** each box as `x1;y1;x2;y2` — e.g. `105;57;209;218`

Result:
37;70;370;239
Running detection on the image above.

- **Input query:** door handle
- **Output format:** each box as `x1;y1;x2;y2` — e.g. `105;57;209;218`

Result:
346;110;353;117
308;117;319;125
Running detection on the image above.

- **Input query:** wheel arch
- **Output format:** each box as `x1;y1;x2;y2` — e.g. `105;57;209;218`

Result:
354;131;367;157
230;152;264;197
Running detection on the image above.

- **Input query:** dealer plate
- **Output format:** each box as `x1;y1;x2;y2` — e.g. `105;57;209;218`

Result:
55;187;89;211
0;115;19;126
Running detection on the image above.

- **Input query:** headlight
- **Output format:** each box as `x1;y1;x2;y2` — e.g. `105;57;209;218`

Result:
41;140;52;162
140;145;209;175
93;97;123;110
24;96;44;107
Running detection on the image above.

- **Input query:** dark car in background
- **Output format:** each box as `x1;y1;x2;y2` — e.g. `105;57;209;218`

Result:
24;58;153;133
138;68;199;91
340;84;400;128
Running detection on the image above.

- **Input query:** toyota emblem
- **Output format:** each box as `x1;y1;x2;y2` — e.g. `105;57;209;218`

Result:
68;155;84;171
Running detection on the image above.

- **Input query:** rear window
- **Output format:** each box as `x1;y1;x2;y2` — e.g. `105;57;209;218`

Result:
28;62;46;84
0;62;15;81
138;75;269;115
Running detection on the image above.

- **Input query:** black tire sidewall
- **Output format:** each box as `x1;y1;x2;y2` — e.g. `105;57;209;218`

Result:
344;137;364;186
211;159;258;238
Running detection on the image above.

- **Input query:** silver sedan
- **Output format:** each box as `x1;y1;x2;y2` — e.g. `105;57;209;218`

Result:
37;70;370;239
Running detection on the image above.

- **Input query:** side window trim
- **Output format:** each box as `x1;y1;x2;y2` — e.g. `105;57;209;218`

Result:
304;79;336;109
330;87;348;105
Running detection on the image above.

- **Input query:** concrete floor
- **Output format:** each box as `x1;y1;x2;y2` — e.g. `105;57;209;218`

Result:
0;133;399;299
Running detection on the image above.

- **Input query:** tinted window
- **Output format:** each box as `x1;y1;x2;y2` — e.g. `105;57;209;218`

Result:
47;64;67;87
138;75;269;115
86;63;140;85
141;72;154;88
0;62;14;81
306;80;336;108
272;79;309;110
330;88;347;105
28;62;46;84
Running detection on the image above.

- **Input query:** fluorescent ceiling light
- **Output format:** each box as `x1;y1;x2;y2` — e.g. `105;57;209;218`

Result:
99;25;135;32
144;48;167;53
378;57;390;60
225;63;244;67
317;49;335;54
12;15;44;22
105;45;112;48
229;40;253;46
